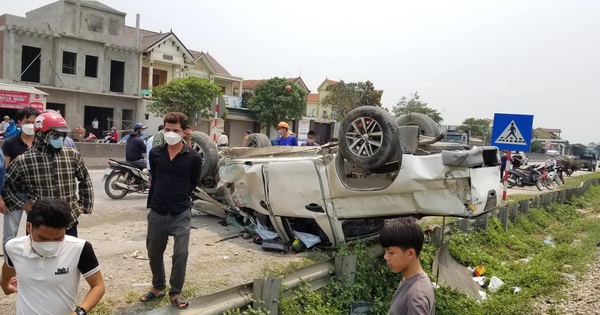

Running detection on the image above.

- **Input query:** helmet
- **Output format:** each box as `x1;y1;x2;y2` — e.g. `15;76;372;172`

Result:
34;112;70;133
110;126;116;130
276;121;289;130
133;123;147;131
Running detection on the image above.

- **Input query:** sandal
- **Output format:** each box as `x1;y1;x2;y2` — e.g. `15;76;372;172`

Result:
171;296;189;309
139;289;165;302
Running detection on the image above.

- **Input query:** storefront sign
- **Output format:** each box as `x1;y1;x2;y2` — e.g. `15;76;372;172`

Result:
0;91;30;106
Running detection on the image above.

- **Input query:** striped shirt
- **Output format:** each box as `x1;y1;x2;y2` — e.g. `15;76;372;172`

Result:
1;139;94;227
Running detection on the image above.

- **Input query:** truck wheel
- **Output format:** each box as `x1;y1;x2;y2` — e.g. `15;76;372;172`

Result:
396;113;440;137
339;106;399;169
190;132;219;179
244;133;272;148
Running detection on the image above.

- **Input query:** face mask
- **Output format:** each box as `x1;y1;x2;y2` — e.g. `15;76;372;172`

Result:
30;236;62;257
307;139;315;144
164;131;182;145
140;131;146;137
49;136;64;149
277;130;283;137
22;123;35;135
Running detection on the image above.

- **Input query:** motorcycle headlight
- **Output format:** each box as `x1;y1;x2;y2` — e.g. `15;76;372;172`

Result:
219;164;244;183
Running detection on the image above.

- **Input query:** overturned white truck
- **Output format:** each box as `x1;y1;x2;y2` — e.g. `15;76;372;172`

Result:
186;107;501;248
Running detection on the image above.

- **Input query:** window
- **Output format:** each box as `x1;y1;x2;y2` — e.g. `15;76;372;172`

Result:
21;46;41;82
108;19;119;36
219;86;226;94
87;15;103;32
85;55;98;78
152;69;167;87
62;51;77;75
110;60;125;92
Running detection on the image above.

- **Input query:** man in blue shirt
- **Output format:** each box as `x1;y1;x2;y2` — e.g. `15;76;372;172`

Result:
276;121;298;146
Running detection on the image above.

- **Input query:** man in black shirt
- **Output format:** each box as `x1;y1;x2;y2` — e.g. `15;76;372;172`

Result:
125;123;147;169
140;112;202;310
512;151;524;169
1;107;40;247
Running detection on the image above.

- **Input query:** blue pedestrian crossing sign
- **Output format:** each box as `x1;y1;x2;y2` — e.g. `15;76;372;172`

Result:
491;113;534;152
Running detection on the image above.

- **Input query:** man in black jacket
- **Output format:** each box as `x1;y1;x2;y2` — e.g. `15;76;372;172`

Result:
140;112;201;310
125;123;147;169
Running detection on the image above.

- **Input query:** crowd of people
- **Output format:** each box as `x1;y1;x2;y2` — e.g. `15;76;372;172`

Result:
0;110;434;314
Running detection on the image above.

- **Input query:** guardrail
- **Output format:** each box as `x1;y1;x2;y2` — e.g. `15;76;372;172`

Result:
145;255;358;315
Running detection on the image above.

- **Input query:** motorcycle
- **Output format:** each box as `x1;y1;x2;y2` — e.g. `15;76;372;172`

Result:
537;165;555;190
554;165;565;184
507;164;543;191
102;159;149;199
83;133;99;143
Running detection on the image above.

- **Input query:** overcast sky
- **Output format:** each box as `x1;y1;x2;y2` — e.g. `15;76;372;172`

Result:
4;1;600;144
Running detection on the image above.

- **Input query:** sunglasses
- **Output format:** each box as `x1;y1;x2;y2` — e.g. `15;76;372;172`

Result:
50;132;66;140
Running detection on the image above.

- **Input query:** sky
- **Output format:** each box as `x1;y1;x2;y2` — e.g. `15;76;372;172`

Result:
4;0;600;144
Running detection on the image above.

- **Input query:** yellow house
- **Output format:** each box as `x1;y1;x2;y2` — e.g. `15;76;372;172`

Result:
309;78;338;120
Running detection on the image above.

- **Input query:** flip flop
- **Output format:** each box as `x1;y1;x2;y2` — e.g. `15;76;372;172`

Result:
171;297;189;309
139;290;165;302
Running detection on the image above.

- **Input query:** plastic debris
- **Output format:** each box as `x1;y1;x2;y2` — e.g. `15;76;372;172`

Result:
255;222;278;241
431;282;441;289
292;230;321;248
474;265;486;277
518;256;533;264
478;290;487;300
543;239;556;247
513;286;522;294
561;273;576;282
472;276;486;287
488;276;505;293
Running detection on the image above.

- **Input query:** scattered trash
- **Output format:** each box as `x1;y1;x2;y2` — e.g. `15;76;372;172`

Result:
474;265;486;277
488;276;505;293
472;276;486;287
256;222;279;241
223;255;229;260
478;290;487;300
131;251;147;260
253;235;263;245
431;282;440;289
261;239;291;253
513;286;521;294
467;266;474;273
517;257;533;264
291;239;306;253
543;239;556;247
561;273;576;282
292;230;321;248
350;302;374;315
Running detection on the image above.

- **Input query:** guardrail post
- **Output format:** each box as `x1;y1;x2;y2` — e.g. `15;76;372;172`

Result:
551;191;559;203
498;206;509;230
531;196;539;208
253;278;281;314
335;255;357;286
519;200;529;216
509;203;519;221
475;212;489;230
565;188;574;200
432;226;444;247
541;194;551;208
558;190;567;204
457;218;471;232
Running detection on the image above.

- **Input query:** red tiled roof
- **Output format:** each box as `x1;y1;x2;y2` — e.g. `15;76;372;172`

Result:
234;78;300;90
326;79;339;85
307;93;319;103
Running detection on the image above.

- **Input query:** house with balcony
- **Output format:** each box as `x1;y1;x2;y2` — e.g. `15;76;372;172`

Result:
0;0;141;135
1;0;246;143
534;127;568;155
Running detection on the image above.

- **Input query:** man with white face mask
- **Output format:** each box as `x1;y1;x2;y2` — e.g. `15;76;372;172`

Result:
301;130;320;146
1;112;94;238
141;112;201;310
1;198;105;315
1;107;40;247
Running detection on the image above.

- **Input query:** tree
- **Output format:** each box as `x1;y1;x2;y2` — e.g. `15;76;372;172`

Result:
392;92;443;124
530;140;543;153
458;117;492;143
148;77;221;120
321;80;383;119
247;77;307;129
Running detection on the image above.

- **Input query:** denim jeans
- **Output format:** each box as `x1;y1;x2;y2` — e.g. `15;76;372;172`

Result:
3;209;24;246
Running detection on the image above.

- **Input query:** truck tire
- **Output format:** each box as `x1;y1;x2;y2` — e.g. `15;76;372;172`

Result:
190;131;219;179
339;106;398;169
244;133;272;148
396;113;440;137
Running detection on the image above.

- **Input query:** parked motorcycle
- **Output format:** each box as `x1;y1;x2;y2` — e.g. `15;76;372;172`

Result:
83;133;99;143
538;165;556;190
507;164;543;191
102;159;149;199
554;165;565;184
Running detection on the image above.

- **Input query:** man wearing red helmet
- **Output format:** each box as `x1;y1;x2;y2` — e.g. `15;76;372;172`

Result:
1;112;94;237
